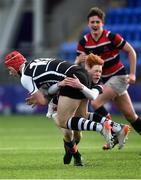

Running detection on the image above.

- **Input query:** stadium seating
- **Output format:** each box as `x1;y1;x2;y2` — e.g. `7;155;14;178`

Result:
104;5;141;76
127;0;141;7
59;41;77;62
105;8;141;25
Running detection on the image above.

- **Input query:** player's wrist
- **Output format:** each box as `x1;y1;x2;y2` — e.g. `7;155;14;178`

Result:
79;84;84;90
57;82;61;88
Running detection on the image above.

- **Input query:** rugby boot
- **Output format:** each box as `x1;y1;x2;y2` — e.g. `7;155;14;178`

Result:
117;124;130;149
103;132;118;150
101;121;113;148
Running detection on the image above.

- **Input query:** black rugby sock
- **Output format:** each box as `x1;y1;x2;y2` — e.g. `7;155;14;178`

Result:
131;117;141;134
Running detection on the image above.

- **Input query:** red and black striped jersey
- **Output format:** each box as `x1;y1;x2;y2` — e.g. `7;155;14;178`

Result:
76;29;127;82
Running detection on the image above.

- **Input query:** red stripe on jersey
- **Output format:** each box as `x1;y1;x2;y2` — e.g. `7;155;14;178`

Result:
102;61;124;76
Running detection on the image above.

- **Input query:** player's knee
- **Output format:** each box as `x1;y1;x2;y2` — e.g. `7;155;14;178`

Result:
54;116;67;128
63;130;73;141
74;131;82;140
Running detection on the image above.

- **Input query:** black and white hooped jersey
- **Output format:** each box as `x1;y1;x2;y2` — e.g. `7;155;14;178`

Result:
21;58;82;95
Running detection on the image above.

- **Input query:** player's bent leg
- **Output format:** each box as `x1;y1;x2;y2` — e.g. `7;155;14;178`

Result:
56;96;82;128
114;93;141;134
91;85;117;110
56;96;84;166
67;117;113;148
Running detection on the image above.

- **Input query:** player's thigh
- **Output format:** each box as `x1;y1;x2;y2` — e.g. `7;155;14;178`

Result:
57;96;81;127
74;99;88;118
92;85;117;109
114;92;138;121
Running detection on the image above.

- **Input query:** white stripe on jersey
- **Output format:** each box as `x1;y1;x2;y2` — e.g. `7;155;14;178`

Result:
56;61;66;71
104;53;119;62
85;41;111;49
116;38;124;48
33;66;37;77
45;60;53;71
33;71;66;80
64;65;78;74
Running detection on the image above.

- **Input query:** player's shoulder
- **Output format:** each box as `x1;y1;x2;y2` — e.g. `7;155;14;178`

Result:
104;29;116;41
79;32;92;44
21;73;33;86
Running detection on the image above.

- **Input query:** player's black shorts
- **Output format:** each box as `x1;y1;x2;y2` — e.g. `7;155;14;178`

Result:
59;68;91;99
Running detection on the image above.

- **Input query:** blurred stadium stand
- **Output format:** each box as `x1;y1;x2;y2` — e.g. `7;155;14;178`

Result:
1;83;141;115
127;0;141;7
59;41;77;62
0;0;108;82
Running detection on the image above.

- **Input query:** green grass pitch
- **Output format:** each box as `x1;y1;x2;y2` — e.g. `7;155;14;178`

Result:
0;114;141;179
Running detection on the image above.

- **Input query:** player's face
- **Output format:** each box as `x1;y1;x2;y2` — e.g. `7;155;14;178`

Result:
8;67;18;77
89;65;102;84
88;16;104;34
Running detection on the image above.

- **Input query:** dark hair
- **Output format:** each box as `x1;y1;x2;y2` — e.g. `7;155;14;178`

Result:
87;7;105;22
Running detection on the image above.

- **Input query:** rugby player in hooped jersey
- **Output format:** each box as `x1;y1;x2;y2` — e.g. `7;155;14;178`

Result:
5;51;113;166
75;7;141;136
62;53;130;150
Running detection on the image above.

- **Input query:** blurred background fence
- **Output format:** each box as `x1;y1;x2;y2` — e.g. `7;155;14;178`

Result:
0;0;141;115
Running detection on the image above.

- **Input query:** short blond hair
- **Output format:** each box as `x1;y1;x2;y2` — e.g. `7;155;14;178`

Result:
86;53;104;68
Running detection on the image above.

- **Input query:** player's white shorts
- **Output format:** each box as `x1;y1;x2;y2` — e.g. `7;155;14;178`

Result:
105;75;129;96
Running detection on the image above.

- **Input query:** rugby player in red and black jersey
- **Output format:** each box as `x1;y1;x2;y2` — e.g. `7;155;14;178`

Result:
75;7;141;137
